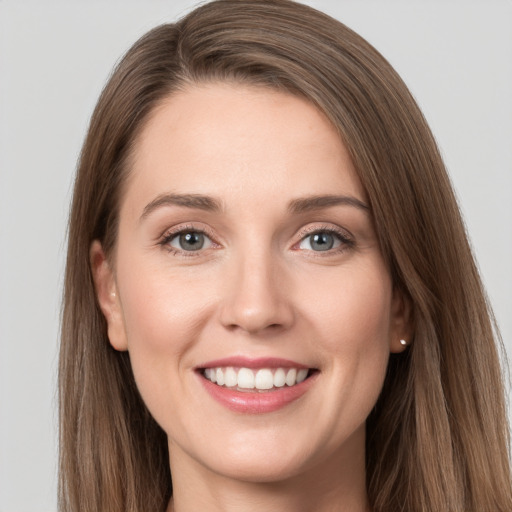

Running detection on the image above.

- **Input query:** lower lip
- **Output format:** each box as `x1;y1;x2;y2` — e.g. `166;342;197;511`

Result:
198;371;317;414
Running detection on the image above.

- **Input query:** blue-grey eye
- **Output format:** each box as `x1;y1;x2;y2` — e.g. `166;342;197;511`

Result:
169;231;211;251
299;231;341;251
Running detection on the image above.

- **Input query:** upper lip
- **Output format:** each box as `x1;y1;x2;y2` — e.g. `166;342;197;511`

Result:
197;356;312;370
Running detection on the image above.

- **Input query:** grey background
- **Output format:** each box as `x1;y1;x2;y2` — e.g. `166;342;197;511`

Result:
1;1;511;510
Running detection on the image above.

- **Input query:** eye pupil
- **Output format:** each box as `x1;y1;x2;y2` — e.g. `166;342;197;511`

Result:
311;232;334;251
179;232;204;251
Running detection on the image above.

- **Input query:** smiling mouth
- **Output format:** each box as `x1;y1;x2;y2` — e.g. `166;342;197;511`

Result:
201;367;316;392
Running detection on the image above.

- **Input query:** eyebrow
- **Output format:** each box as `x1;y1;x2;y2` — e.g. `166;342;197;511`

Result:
287;195;370;214
140;193;223;220
140;192;370;221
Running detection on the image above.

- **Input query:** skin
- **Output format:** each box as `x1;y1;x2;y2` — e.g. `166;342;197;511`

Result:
91;83;411;512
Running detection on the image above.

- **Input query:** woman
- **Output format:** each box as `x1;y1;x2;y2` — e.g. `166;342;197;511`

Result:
59;0;512;510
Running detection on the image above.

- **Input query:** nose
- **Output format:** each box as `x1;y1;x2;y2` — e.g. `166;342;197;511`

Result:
218;249;295;335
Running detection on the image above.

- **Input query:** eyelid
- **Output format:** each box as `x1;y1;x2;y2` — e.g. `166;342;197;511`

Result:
292;223;354;253
296;223;353;240
157;221;354;256
159;223;220;255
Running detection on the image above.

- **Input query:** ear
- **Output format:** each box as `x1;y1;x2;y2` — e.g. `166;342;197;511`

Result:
90;240;128;351
389;286;414;354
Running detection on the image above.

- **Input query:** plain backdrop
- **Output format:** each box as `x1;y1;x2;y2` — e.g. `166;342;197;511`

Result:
1;1;511;510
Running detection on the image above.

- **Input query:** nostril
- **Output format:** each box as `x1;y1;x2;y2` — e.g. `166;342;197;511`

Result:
225;322;284;334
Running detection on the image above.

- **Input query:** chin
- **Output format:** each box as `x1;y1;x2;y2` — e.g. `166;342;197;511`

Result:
205;450;314;484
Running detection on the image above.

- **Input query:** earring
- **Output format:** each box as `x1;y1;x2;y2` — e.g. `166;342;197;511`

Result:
400;339;407;346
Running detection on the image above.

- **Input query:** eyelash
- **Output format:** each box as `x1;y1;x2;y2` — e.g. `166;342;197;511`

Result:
294;225;354;256
158;224;354;257
159;224;218;257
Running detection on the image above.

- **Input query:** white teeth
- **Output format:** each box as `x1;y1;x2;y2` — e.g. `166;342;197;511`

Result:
296;368;308;383
273;368;286;388
237;368;255;389
216;368;225;386
204;368;216;382
224;367;237;387
255;369;274;390
203;366;311;390
285;368;297;387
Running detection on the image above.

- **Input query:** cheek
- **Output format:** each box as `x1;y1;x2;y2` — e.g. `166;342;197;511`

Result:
114;255;219;422
300;260;393;352
298;261;392;418
117;255;215;352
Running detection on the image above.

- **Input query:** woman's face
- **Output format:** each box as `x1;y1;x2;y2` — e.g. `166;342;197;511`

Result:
93;83;409;484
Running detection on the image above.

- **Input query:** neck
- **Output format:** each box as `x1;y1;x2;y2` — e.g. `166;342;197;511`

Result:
166;430;369;512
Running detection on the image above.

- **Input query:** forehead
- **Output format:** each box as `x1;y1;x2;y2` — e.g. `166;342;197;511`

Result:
123;83;366;214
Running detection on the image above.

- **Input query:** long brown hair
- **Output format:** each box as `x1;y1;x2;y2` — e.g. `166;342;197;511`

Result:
59;1;512;510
